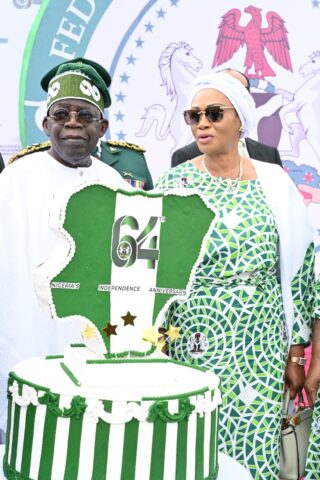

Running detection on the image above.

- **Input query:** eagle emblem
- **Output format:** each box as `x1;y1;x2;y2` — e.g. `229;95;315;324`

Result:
212;5;293;78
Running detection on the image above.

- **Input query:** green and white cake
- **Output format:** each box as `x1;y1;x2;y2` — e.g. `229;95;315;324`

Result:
4;182;221;480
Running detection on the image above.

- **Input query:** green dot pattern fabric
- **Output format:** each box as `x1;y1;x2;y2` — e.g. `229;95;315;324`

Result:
156;161;315;479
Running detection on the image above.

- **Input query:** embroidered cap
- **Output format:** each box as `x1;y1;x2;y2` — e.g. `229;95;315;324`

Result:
41;57;112;114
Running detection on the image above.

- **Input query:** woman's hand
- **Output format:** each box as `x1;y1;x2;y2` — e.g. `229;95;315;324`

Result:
304;362;320;408
284;362;306;399
284;344;306;399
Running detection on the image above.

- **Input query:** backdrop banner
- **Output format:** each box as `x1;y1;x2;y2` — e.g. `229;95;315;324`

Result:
1;0;320;270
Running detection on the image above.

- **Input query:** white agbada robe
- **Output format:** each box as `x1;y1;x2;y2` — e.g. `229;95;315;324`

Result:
0;152;131;432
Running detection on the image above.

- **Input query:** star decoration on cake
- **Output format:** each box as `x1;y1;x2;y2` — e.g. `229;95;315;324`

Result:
102;322;117;337
165;325;181;342
142;326;161;345
121;311;136;326
156;337;166;352
81;323;96;340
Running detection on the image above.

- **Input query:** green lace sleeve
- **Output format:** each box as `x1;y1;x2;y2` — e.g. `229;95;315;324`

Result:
291;243;316;344
311;276;320;318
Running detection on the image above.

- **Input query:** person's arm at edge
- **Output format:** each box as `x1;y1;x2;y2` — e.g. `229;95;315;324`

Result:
304;319;320;408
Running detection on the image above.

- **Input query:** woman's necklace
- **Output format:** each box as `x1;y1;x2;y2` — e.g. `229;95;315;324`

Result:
202;155;243;193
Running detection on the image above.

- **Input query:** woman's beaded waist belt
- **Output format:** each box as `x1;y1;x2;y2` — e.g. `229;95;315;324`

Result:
193;267;278;289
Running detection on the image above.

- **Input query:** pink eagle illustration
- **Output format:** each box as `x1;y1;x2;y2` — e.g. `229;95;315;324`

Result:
212;5;293;78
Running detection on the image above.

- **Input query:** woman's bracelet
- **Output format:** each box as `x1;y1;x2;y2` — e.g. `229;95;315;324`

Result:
287;356;307;366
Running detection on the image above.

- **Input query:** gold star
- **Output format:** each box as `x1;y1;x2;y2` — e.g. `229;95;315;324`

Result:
165;325;181;341
121;311;136;326
142;326;161;345
81;324;96;340
156;337;166;352
102;322;117;337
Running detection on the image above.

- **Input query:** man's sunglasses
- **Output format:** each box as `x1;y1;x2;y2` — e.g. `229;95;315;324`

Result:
48;108;102;126
183;106;235;126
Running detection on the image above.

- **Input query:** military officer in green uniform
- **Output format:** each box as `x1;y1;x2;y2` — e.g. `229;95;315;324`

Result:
95;139;153;190
8;58;154;191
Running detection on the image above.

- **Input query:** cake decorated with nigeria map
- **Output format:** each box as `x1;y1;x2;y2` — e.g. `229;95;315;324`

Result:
4;182;221;480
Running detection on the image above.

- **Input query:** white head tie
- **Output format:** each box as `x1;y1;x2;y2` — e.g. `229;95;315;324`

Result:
189;72;256;138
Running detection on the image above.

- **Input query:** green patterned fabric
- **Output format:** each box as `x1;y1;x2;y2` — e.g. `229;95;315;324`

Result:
305;280;320;480
156;161;315;479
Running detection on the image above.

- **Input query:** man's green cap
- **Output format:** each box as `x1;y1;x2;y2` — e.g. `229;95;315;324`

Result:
41;57;112;113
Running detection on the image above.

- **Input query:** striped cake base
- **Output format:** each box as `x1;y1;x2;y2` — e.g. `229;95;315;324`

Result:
4;348;221;480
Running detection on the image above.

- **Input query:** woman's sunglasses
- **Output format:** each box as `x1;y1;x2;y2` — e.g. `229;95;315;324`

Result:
183;106;235;126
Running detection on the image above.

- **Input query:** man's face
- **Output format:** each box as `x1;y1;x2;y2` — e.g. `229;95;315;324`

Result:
43;99;108;167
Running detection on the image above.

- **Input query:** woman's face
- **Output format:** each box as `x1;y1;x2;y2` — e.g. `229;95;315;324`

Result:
189;88;241;156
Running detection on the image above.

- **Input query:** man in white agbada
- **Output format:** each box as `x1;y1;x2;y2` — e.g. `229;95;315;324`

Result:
0;58;131;435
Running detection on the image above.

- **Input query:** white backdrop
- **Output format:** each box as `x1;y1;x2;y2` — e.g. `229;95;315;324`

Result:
1;0;320;271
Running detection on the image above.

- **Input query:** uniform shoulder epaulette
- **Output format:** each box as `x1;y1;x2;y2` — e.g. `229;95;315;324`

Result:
8;141;51;164
106;140;146;153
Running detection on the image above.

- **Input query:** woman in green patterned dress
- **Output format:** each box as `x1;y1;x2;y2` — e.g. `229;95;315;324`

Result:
305;280;320;479
156;72;316;479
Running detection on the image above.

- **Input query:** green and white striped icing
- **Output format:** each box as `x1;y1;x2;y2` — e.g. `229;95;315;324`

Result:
5;350;221;480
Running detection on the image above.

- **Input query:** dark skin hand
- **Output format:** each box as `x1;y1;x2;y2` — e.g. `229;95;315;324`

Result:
284;344;306;400
304;319;320;408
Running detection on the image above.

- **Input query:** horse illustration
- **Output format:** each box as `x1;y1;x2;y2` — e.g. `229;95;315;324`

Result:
135;41;202;152
278;51;320;160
